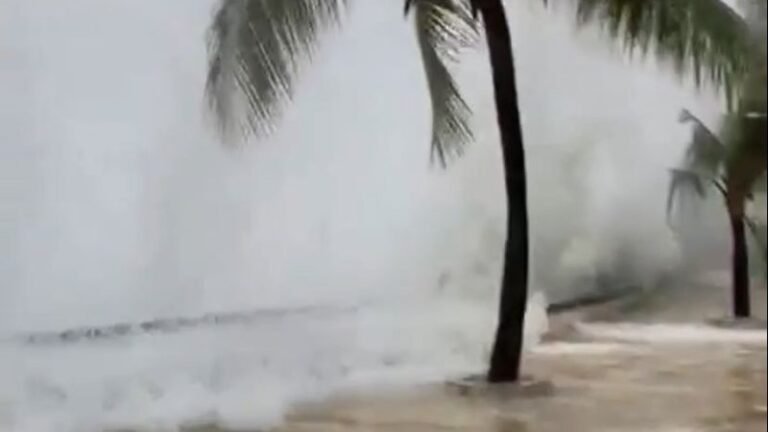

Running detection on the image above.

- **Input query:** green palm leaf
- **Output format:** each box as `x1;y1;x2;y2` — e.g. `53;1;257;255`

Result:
678;108;727;176
666;167;713;222
206;0;349;141
668;109;727;222
669;107;766;231
207;0;476;165
575;0;755;105
406;0;478;165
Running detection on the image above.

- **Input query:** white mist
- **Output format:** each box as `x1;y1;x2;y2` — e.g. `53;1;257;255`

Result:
0;0;723;430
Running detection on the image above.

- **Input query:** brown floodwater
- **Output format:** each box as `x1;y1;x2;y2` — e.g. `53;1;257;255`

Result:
270;328;766;432
157;278;766;432
263;279;768;432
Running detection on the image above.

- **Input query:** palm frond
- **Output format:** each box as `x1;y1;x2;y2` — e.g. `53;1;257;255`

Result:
678;108;727;176
574;0;755;105
669;109;730;221
666;167;711;222
672;107;767;226
406;0;477;166
206;0;349;142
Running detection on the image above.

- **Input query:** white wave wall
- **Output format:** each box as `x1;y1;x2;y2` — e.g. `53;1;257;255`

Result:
0;0;722;430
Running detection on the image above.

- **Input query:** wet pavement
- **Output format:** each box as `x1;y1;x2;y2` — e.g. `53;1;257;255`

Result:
267;279;767;432
273;327;766;432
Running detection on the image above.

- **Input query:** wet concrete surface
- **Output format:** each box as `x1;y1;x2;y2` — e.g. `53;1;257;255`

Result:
269;331;766;432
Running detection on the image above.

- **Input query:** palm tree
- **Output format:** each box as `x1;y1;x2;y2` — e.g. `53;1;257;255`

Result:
204;0;756;383
669;108;766;318
464;0;529;383
667;0;766;319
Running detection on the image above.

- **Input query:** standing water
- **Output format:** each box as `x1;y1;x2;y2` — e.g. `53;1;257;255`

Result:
275;322;766;432
0;0;760;431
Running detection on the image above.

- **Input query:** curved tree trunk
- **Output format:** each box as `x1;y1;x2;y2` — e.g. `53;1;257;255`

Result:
472;0;529;383
727;195;751;318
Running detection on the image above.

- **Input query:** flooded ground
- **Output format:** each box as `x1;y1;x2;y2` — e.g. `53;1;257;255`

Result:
3;277;764;432
271;325;766;432
265;278;767;432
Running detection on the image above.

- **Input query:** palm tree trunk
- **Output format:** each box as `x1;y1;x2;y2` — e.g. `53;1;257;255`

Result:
473;0;529;383
727;196;751;318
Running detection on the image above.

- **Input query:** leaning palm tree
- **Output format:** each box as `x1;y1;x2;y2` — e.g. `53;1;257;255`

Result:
205;0;756;383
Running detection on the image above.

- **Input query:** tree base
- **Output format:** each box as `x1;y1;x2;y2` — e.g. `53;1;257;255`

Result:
445;374;554;399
